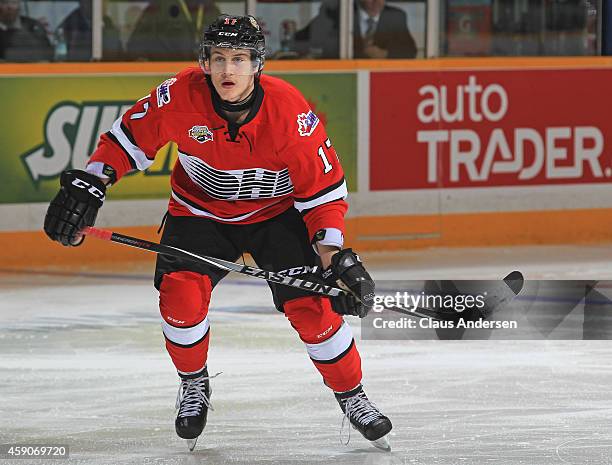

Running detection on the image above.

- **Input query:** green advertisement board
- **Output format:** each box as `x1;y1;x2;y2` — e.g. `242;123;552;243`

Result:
0;72;356;204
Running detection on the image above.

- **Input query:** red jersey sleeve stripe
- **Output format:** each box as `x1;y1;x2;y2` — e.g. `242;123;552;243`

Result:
109;118;154;171
120;122;155;160
293;177;347;212
104;131;138;171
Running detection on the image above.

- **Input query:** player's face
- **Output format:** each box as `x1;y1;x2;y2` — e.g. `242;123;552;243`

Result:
207;48;257;104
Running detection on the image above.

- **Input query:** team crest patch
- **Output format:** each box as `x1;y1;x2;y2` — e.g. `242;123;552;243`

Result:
189;125;214;143
297;110;319;137
156;78;177;108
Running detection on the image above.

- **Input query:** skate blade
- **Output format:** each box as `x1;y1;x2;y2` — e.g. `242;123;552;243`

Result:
186;438;198;451
370;435;391;452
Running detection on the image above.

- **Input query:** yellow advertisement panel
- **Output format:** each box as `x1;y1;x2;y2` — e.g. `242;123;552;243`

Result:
2;73;356;203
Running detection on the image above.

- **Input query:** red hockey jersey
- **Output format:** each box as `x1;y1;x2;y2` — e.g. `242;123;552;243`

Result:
87;68;348;244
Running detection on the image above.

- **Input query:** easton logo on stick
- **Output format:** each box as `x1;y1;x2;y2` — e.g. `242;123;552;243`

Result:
241;266;339;296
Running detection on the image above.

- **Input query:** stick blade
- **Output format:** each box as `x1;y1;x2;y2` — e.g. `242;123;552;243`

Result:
503;270;524;295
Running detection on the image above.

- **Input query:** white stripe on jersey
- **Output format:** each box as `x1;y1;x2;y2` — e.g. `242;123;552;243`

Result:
110;119;154;171
178;152;294;201
293;179;348;212
304;322;353;361
171;190;283;222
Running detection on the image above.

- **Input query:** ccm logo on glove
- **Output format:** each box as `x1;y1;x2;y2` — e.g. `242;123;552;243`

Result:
43;169;107;247
71;178;106;201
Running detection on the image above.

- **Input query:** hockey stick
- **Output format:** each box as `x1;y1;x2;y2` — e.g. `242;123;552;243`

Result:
83;225;345;296
83;226;452;320
83;227;523;321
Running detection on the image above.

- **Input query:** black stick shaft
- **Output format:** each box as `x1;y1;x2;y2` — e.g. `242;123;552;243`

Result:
84;227;518;321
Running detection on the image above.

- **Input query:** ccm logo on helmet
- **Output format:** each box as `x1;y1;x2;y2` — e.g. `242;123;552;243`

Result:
71;178;106;201
218;32;238;36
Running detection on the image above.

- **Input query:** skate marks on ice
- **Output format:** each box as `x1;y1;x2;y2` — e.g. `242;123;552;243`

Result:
555;435;612;464
358;339;612;465
1;274;612;464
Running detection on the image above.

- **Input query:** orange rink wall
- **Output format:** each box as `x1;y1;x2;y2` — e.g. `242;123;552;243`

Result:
2;57;612;268
3;209;612;269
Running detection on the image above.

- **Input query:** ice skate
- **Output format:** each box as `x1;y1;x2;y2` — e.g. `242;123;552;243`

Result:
175;366;218;451
335;385;392;451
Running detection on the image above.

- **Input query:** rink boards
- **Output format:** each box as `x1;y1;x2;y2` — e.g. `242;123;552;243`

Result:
2;58;612;266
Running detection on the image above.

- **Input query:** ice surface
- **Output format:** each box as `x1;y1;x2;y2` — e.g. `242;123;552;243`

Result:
1;246;612;465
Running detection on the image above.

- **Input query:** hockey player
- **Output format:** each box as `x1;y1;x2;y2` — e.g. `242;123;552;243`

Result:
43;14;392;451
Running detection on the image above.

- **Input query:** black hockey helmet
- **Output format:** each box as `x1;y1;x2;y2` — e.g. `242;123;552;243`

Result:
199;15;266;75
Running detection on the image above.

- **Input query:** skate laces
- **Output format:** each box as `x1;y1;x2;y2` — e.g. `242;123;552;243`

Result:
340;390;383;445
176;371;222;418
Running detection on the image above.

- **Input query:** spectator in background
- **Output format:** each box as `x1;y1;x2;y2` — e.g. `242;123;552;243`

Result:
126;0;219;60
355;0;416;58
0;0;53;61
544;0;588;55
293;0;340;58
57;0;123;61
293;0;417;59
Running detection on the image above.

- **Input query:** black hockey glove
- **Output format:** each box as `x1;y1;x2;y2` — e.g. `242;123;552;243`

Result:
44;169;106;247
323;248;376;318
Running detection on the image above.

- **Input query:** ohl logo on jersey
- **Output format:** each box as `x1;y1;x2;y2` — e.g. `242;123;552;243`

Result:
179;153;294;200
188;125;214;144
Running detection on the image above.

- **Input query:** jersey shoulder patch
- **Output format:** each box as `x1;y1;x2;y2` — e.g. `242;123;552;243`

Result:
156;77;177;108
296;110;320;137
154;67;203;109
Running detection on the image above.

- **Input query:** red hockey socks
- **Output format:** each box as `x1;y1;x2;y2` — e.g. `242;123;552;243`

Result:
283;296;362;392
159;271;212;376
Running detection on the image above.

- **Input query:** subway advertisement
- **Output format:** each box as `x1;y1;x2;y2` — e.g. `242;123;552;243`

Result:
0;72;357;204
